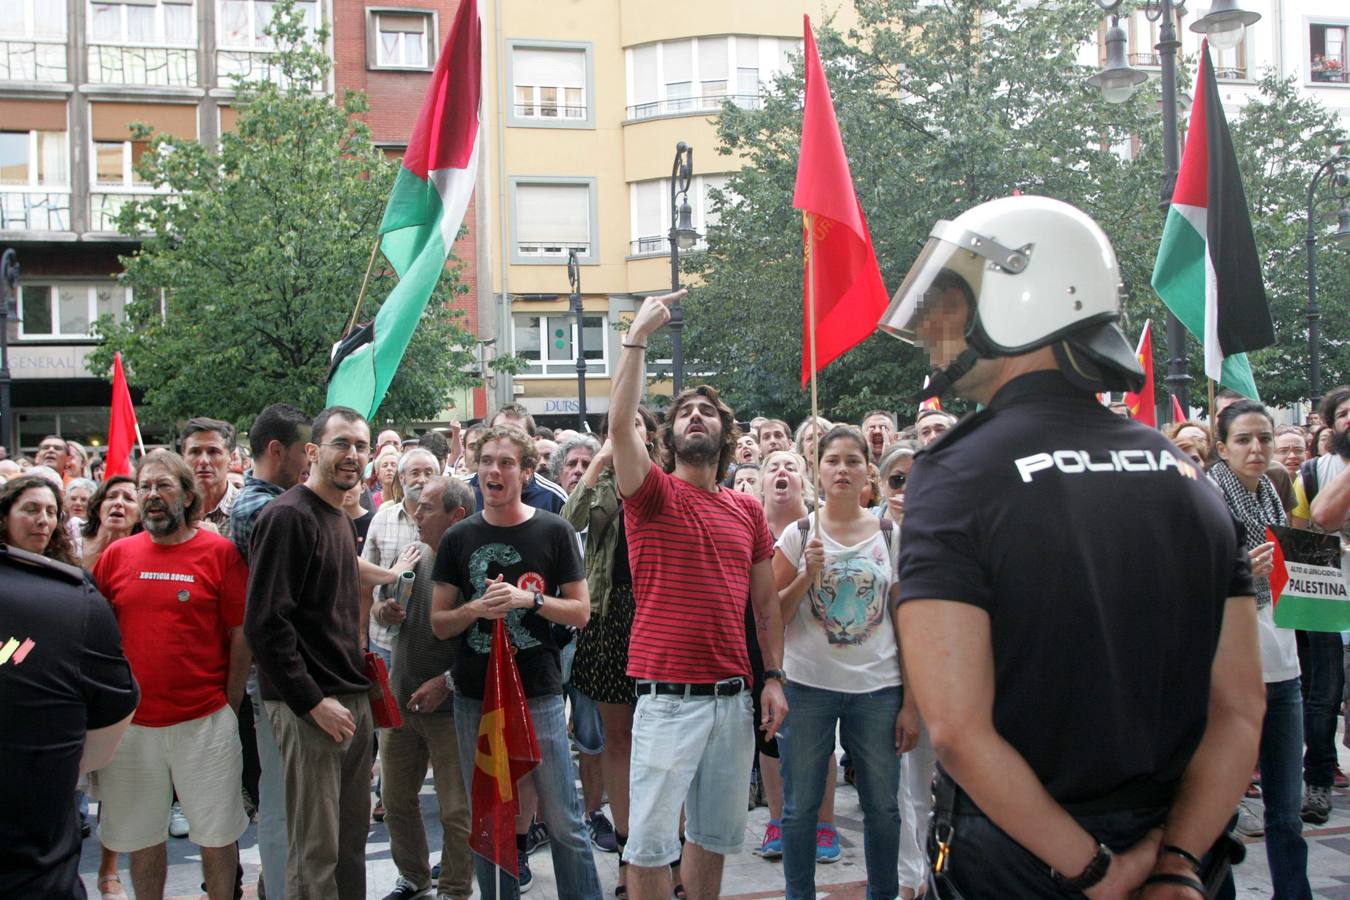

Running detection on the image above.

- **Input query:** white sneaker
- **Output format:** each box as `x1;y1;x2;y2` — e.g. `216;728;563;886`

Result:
1235;798;1264;837
167;802;190;839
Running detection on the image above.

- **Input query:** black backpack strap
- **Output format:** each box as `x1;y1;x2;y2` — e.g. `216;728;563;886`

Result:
1300;457;1320;505
878;516;894;551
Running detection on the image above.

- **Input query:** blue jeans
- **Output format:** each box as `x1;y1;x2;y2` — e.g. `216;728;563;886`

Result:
779;682;902;900
1302;632;1344;788
454;693;603;900
1261;678;1312;900
249;679;288;894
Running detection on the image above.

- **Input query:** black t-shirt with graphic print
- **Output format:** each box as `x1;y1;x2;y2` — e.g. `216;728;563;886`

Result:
432;508;584;700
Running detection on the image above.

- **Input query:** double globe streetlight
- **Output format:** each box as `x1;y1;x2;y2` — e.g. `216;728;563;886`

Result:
1087;0;1261;421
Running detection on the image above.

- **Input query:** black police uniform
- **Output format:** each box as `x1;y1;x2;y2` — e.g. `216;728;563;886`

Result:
898;371;1255;896
0;544;139;899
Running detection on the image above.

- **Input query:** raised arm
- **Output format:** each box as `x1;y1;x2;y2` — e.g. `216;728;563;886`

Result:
611;290;685;497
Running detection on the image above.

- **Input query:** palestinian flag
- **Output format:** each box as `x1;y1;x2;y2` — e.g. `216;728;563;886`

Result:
1150;41;1273;400
327;0;480;417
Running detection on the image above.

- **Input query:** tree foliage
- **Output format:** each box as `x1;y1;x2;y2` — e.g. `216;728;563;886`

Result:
686;0;1348;422
89;0;482;431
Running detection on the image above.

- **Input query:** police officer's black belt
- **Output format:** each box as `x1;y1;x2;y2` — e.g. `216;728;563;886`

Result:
637;678;746;697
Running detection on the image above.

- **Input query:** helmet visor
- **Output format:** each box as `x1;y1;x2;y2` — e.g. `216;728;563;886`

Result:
878;228;984;348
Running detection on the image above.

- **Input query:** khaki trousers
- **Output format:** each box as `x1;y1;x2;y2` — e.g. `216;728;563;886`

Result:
266;694;373;900
381;712;474;899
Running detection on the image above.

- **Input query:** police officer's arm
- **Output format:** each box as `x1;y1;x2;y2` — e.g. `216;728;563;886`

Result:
82;711;135;774
1148;596;1264;888
1311;462;1350;532
610;290;686;498
899;601;1163;898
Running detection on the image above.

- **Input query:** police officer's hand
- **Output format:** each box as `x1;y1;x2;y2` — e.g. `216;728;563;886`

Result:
1083;827;1162;900
895;701;919;755
802;538;826;579
1249;541;1275;579
760;679;788;739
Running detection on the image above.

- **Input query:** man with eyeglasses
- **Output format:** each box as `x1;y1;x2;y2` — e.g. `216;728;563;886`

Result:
92;449;250;900
33;435;70;479
1273;426;1307;479
244;406;386;900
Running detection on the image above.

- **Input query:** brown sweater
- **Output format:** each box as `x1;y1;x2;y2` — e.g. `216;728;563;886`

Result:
245;485;368;715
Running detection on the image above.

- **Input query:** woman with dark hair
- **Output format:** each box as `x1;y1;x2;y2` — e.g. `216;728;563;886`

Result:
772;425;915;900
1312;425;1334;457
0;473;77;564
1209;399;1311;898
80;475;141;572
562;405;658;900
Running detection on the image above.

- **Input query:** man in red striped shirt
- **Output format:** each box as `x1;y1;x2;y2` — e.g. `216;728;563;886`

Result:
609;290;789;900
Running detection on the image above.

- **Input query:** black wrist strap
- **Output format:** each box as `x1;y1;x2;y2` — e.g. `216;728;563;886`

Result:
1143;873;1206;896
1051;842;1112;892
1161;844;1203;873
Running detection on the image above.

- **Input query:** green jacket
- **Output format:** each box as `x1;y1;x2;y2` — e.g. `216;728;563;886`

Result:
560;469;622;620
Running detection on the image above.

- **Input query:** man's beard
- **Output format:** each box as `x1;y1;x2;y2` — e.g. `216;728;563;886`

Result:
673;430;721;468
1334;427;1350;460
404;484;423;504
143;502;186;537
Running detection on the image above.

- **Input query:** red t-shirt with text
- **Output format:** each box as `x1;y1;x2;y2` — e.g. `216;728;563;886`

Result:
94;530;247;727
624;465;773;683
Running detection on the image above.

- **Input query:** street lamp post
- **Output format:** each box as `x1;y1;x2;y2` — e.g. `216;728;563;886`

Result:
567;247;587;432
1304;153;1350;412
1089;0;1260;423
0;249;17;455
668;141;697;395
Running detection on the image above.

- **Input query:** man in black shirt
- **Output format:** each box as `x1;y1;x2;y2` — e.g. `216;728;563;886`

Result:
0;544;138;899
430;424;602;900
881;196;1264;898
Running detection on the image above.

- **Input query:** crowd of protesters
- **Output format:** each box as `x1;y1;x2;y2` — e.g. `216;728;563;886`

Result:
2;372;1348;900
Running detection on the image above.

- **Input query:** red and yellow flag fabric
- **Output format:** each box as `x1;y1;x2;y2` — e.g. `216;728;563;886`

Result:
469;618;540;876
104;351;140;479
792;15;889;389
1123;320;1156;427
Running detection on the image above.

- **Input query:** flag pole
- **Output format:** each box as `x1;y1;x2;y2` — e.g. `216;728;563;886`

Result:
805;213;823;593
1207;378;1216;423
344;236;382;338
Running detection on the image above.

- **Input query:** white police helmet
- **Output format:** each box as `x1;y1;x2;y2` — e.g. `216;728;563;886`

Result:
880;195;1144;397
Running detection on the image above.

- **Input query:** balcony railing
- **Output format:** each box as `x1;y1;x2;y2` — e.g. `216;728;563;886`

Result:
1128;51;1161;68
87;44;197;87
0;38;68;82
626;93;761;121
0;190;71;231
216;49;290;87
88;190;158;233
629;235;708;257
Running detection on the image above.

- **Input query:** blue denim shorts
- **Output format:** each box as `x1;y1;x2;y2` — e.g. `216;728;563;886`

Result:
623;687;756;866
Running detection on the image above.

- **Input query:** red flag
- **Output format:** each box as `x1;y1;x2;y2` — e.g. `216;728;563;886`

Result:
469;618;540;876
105;352;139;479
1124;321;1157;427
1266;526;1288;604
1171;393;1186;425
919;377;942;411
792;15;889;388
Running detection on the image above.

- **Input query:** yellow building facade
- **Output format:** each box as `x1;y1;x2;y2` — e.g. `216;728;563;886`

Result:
473;0;857;425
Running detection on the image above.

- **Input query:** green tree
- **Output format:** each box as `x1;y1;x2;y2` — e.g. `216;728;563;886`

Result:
89;0;484;431
686;0;1346;421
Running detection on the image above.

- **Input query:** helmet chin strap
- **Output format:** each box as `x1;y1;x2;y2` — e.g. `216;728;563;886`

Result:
913;347;984;402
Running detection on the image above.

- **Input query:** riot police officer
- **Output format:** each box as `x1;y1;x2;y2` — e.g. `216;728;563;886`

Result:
0;543;138;898
884;196;1263;898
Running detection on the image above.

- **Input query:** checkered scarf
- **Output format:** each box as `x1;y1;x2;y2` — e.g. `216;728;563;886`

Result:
1208;459;1286;609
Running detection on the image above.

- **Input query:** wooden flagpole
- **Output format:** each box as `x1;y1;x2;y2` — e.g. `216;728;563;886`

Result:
1207;378;1216;423
345;236;382;337
806;213;823;591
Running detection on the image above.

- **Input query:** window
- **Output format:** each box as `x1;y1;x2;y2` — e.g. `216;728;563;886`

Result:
512;179;596;263
512;313;608;377
17;283;129;339
1310;22;1348;84
0;0;67;38
366;9;434;70
508;42;592;127
219;0;317;50
88;0;195;46
626;35;799;120
92;139;155;185
628;174;730;256
0;130;67;186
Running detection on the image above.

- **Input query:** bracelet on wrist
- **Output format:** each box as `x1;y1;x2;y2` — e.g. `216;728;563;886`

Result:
1143;873;1205;896
622;341;648;349
1051;842;1112;892
1161;844;1203;874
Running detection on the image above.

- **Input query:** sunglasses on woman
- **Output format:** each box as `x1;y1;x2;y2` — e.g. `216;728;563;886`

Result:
888;472;907;490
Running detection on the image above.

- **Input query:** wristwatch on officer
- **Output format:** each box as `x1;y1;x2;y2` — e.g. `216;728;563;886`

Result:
532;590;545;612
763;668;786;683
1051;842;1112;892
443;671;454;692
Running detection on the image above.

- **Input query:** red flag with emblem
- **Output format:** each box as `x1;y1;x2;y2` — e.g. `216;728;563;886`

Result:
469;618;540;876
1123;320;1156;427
